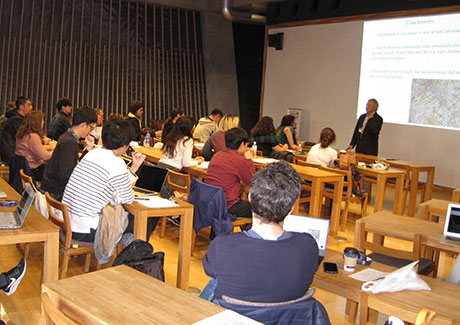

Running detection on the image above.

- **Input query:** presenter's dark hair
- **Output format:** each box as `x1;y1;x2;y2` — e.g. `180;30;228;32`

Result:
225;127;249;150
369;98;379;109
319;127;336;148
128;100;143;114
72;106;98;127
56;98;72;111
102;118;135;149
250;161;301;224
16;96;30;109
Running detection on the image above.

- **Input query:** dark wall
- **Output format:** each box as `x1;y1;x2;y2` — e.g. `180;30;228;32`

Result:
232;23;265;133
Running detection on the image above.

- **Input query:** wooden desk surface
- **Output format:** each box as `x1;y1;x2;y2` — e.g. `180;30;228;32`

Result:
314;249;460;324
42;265;225;324
0;178;59;283
354;211;460;254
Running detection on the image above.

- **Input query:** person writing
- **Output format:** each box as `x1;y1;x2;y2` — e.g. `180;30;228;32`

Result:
347;98;383;156
307;127;338;167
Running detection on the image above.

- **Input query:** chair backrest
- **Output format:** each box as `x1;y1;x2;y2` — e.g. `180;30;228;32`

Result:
453;188;460;203
296;159;321;168
166;169;191;195
45;192;72;247
359;222;421;262
41;292;76;325
20;168;35;189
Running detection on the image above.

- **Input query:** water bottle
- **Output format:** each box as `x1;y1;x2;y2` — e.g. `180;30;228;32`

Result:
253;141;257;156
144;132;151;148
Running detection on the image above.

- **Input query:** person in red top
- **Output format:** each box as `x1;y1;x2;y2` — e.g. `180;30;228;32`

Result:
206;127;255;219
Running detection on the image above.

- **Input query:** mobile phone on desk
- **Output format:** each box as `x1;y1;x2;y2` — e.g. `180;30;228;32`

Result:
323;262;338;274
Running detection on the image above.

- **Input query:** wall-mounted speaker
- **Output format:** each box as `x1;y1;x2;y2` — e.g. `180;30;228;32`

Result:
268;33;284;50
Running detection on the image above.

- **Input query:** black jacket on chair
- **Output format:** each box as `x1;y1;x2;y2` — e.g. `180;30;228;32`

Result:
350;112;383;156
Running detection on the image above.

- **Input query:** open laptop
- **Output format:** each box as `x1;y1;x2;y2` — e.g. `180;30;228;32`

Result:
440;203;460;246
133;162;169;196
0;182;36;229
283;214;330;264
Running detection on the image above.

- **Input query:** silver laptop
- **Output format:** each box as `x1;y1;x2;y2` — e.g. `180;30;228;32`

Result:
440;203;460;246
0;182;36;229
283;214;330;264
133;163;169;196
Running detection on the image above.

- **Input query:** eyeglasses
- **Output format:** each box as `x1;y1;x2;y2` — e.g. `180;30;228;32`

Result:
87;123;96;131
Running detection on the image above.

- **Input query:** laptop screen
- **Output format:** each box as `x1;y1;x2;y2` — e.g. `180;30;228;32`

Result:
15;182;36;224
444;204;460;238
134;163;169;193
283;214;329;255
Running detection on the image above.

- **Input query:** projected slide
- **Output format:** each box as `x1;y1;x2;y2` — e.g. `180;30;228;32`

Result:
357;13;460;130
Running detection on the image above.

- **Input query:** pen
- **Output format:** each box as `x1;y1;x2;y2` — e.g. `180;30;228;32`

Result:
135;197;151;200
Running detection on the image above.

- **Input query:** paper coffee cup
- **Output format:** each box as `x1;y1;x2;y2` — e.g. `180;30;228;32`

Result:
343;255;358;272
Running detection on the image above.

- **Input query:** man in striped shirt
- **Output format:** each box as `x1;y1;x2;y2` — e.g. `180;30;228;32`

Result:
63;117;156;242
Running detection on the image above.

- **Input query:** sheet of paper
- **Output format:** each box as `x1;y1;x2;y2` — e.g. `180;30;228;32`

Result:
134;196;179;208
193;310;262;325
194;143;205;149
197;161;210;169
252;158;278;164
348;268;388;282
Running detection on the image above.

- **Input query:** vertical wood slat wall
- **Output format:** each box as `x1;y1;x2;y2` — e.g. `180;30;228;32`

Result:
0;0;207;129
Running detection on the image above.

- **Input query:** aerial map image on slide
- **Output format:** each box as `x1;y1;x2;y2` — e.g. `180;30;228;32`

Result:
410;79;460;129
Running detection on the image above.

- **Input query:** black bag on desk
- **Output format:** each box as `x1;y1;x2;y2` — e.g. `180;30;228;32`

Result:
113;240;165;282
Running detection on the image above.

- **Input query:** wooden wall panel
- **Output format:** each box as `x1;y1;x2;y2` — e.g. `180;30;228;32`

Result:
0;0;207;129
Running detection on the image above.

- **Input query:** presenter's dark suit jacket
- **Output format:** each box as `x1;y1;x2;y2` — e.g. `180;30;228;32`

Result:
350;112;383;156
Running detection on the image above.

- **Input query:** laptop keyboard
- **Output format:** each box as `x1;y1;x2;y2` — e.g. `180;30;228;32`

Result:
446;236;460;242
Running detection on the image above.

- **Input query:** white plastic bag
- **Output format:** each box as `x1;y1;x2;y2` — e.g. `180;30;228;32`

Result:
361;261;431;294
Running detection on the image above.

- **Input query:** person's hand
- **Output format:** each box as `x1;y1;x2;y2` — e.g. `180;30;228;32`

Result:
130;151;146;173
244;149;254;160
43;136;51;145
282;144;289;151
194;156;205;164
346;145;353;151
85;135;95;150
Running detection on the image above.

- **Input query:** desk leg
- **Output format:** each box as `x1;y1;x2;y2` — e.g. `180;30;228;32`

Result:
330;179;343;236
177;207;193;291
407;169;419;217
373;175;386;212
424;168;435;202
133;211;148;241
353;219;362;248
310;179;322;217
43;231;59;283
393;175;404;215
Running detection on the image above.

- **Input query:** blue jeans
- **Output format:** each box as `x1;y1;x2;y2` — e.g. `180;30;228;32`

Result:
199;278;217;301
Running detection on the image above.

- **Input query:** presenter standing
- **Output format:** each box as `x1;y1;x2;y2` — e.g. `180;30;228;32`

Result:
347;98;383;156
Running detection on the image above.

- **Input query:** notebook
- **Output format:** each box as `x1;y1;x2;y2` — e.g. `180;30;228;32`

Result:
0;182;36;229
440;203;460;246
133;163;169;196
283;214;330;264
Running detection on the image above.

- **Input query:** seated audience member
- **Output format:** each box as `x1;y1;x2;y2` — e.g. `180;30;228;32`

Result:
250;116;293;162
201;114;239;161
193;108;223;142
206;127;255;219
90;108;104;144
63;118;157;242
202;161;319;305
125;100;144;142
161;108;184;141
40;106;97;201
15;111;54;181
47;97;72;141
306;127;338;167
158;116;204;172
0;97;33;163
275;115;301;151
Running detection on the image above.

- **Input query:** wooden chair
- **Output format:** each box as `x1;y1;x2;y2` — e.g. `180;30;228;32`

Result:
41;292;76;324
320;166;368;231
45;192;100;279
160;169;191;238
358;222;435;277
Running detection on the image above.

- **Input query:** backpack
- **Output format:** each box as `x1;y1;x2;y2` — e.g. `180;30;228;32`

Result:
351;166;364;198
113;240;165;281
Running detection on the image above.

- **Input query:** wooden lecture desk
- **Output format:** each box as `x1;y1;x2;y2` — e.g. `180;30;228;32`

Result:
417;198;452;223
123;199;194;291
354;153;435;217
354;211;460;256
42;265;226;324
0;178;59;283
313;249;460;324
